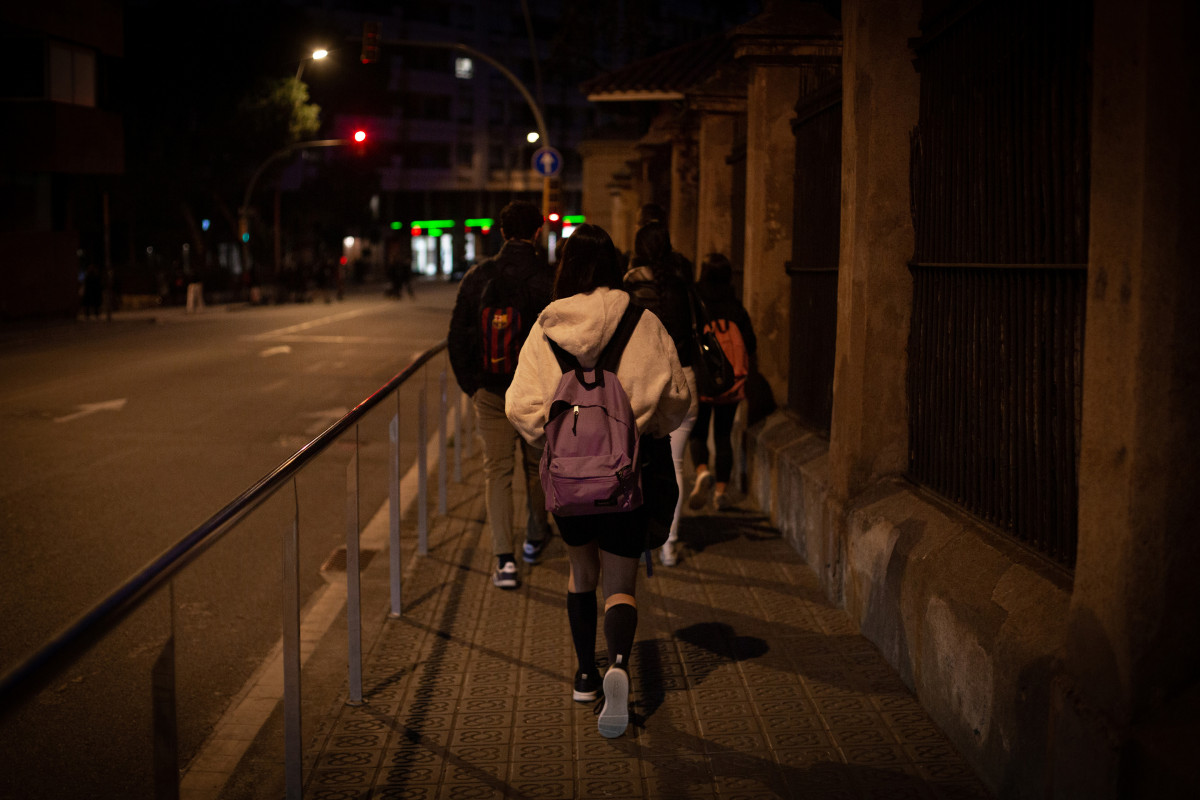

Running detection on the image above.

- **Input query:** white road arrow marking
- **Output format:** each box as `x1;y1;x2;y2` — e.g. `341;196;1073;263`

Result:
260;345;292;357
54;398;128;423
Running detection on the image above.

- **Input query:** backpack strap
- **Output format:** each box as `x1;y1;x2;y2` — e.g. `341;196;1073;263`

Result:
596;304;645;373
546;303;644;375
547;335;578;373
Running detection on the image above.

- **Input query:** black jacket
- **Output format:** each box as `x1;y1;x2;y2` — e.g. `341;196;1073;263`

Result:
623;260;693;367
448;240;553;396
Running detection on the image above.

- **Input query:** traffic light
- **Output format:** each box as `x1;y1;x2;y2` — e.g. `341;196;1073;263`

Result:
361;21;380;64
546;177;562;217
351;129;367;155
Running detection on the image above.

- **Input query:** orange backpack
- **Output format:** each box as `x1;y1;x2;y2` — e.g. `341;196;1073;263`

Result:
700;317;750;403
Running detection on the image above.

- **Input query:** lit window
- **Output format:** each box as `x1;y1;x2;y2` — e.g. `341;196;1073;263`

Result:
455;57;473;79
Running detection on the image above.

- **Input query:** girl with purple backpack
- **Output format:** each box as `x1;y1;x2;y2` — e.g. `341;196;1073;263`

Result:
506;224;691;738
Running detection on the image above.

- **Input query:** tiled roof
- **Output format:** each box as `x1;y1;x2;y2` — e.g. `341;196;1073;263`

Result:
580;35;732;102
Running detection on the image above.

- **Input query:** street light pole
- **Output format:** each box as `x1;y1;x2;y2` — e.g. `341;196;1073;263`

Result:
377;37;551;249
295;48;328;81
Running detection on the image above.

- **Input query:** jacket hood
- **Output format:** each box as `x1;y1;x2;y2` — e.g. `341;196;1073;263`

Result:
538;287;631;365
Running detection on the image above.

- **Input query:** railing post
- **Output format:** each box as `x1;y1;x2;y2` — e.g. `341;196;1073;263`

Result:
152;584;179;800
345;435;364;705
417;386;429;556
438;371;448;515
283;483;302;799
388;410;402;618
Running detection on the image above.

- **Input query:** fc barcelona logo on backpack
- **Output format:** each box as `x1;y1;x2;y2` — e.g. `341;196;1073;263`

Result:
480;270;528;376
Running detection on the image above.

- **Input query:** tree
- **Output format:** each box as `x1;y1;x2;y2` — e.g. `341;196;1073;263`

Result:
235;77;322;155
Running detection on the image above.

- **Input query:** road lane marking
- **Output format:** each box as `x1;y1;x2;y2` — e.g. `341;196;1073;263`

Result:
54;398;127;423
248;307;381;340
259;345;291;357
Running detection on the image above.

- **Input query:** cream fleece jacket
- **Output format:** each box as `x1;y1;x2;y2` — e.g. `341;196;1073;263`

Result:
505;287;692;448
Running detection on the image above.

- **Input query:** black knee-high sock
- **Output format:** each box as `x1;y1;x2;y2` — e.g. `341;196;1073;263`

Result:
604;602;638;670
566;591;598;673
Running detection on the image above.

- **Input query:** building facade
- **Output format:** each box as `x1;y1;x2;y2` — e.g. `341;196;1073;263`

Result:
0;2;125;320
579;0;1198;796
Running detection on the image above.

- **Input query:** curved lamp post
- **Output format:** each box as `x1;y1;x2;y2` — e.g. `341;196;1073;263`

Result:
296;48;328;81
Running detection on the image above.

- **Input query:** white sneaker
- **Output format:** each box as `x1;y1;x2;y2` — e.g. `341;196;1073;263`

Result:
492;561;519;589
687;471;714;510
597;659;629;738
659;541;677;567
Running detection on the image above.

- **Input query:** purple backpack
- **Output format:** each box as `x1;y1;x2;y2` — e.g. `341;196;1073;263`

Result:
540;304;645;516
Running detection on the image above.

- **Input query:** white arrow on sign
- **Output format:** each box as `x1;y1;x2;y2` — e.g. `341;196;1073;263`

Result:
54;398;128;423
260;345;292;357
531;145;561;176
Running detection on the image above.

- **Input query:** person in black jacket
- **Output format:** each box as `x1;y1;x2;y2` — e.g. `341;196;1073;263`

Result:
448;200;554;589
687;253;757;511
623;221;698;566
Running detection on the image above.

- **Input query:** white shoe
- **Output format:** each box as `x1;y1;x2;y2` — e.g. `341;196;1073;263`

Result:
659;541;677;567
597;660;629;738
687;471;714;510
492;561;519;589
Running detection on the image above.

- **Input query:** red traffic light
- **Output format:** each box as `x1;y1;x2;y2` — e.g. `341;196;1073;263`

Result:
361;21;381;64
547;212;561;222
353;130;367;143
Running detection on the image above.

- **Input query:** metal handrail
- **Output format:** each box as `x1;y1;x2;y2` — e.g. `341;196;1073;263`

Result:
0;340;448;716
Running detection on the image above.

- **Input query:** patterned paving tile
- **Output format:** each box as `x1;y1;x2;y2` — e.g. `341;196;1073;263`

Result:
287;454;995;800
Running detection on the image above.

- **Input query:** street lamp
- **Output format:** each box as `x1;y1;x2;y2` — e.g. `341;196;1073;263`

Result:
296;48;328;81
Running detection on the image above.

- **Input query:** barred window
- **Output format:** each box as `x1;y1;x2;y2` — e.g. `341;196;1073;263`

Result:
907;0;1092;569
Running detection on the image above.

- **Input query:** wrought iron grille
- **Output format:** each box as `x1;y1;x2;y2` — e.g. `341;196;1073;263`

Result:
788;80;842;432
907;0;1091;568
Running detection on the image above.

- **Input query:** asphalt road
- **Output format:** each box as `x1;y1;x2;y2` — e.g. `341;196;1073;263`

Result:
0;279;459;798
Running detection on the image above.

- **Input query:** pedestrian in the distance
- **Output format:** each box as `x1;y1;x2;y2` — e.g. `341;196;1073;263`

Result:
506;223;691;738
448;200;554;589
687;253;757;510
623;221;697;566
81;263;103;319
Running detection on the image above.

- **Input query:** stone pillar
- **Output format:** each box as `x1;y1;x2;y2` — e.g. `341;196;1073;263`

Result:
1051;1;1200;796
578;139;639;252
695;112;739;272
669;132;700;267
828;0;920;503
740;62;800;404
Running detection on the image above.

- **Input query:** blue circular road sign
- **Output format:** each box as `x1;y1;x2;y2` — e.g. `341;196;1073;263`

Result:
531;146;562;177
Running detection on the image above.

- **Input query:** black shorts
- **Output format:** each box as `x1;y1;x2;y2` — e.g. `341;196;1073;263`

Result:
554;507;648;560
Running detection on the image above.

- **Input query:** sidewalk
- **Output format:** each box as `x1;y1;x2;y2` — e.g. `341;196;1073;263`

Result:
218;441;995;800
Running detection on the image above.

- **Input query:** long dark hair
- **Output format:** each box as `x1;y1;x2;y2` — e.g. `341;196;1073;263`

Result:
630;222;672;272
553;224;624;299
